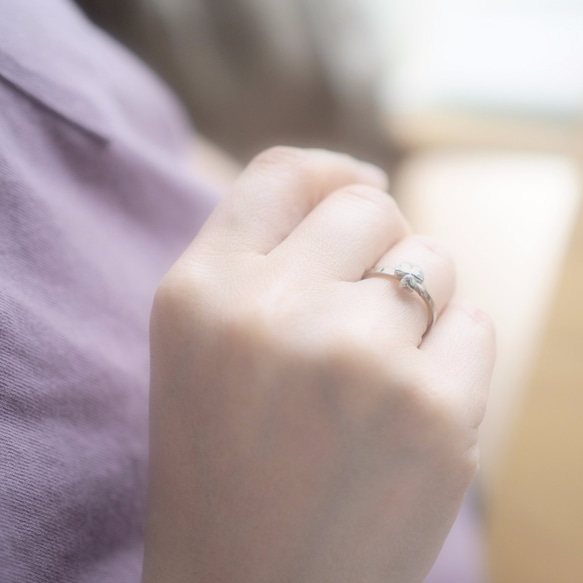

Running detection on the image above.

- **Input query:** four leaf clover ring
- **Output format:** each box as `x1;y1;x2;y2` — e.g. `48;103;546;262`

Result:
363;262;436;336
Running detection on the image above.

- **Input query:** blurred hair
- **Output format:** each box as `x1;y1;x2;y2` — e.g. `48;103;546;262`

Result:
76;0;393;167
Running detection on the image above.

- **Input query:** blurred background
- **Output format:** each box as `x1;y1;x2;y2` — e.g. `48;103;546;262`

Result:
77;0;583;581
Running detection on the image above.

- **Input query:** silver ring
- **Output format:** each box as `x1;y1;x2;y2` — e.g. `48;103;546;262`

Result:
363;262;436;335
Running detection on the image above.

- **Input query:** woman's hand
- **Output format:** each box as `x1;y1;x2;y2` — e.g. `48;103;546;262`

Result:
143;147;495;583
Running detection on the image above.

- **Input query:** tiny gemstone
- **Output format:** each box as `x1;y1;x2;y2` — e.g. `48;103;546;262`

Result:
400;274;416;290
395;262;424;287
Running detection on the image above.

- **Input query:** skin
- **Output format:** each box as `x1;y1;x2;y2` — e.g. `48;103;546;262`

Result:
142;147;496;583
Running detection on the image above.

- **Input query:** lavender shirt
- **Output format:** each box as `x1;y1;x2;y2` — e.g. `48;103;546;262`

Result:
0;1;483;581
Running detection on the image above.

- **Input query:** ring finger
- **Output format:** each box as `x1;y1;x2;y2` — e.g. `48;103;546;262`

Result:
359;235;456;346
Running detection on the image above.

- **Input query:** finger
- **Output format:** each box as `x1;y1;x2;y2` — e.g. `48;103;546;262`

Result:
192;147;388;255
420;301;496;427
359;236;456;346
269;184;409;281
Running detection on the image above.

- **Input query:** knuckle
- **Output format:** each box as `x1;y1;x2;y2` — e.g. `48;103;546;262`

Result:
151;272;190;332
321;150;364;171
449;301;497;353
153;264;216;319
464;445;481;477
412;235;454;266
455;444;481;490
153;270;197;316
309;150;389;188
399;381;448;428
336;184;398;213
391;374;468;449
153;270;188;310
402;376;482;481
456;301;495;332
437;442;481;499
251;145;306;171
305;148;362;169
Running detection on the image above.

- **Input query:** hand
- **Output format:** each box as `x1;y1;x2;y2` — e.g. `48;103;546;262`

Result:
142;147;495;583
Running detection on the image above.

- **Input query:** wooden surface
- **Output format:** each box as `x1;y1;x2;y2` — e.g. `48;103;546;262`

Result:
487;202;583;583
388;101;583;579
387;112;582;155
395;151;581;486
394;150;583;579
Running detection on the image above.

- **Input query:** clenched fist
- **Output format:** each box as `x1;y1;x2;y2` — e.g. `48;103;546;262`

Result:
142;147;495;583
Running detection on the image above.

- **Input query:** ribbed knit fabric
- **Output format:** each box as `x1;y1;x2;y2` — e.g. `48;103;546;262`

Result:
0;1;218;581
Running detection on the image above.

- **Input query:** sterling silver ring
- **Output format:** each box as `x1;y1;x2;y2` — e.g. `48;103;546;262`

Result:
363;263;436;335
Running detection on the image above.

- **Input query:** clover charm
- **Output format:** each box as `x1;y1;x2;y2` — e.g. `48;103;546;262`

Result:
393;263;424;291
364;262;435;334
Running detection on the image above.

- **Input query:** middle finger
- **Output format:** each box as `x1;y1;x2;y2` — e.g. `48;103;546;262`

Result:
269;184;409;281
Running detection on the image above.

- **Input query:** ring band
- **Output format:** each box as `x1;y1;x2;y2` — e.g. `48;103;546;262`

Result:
363;262;436;335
